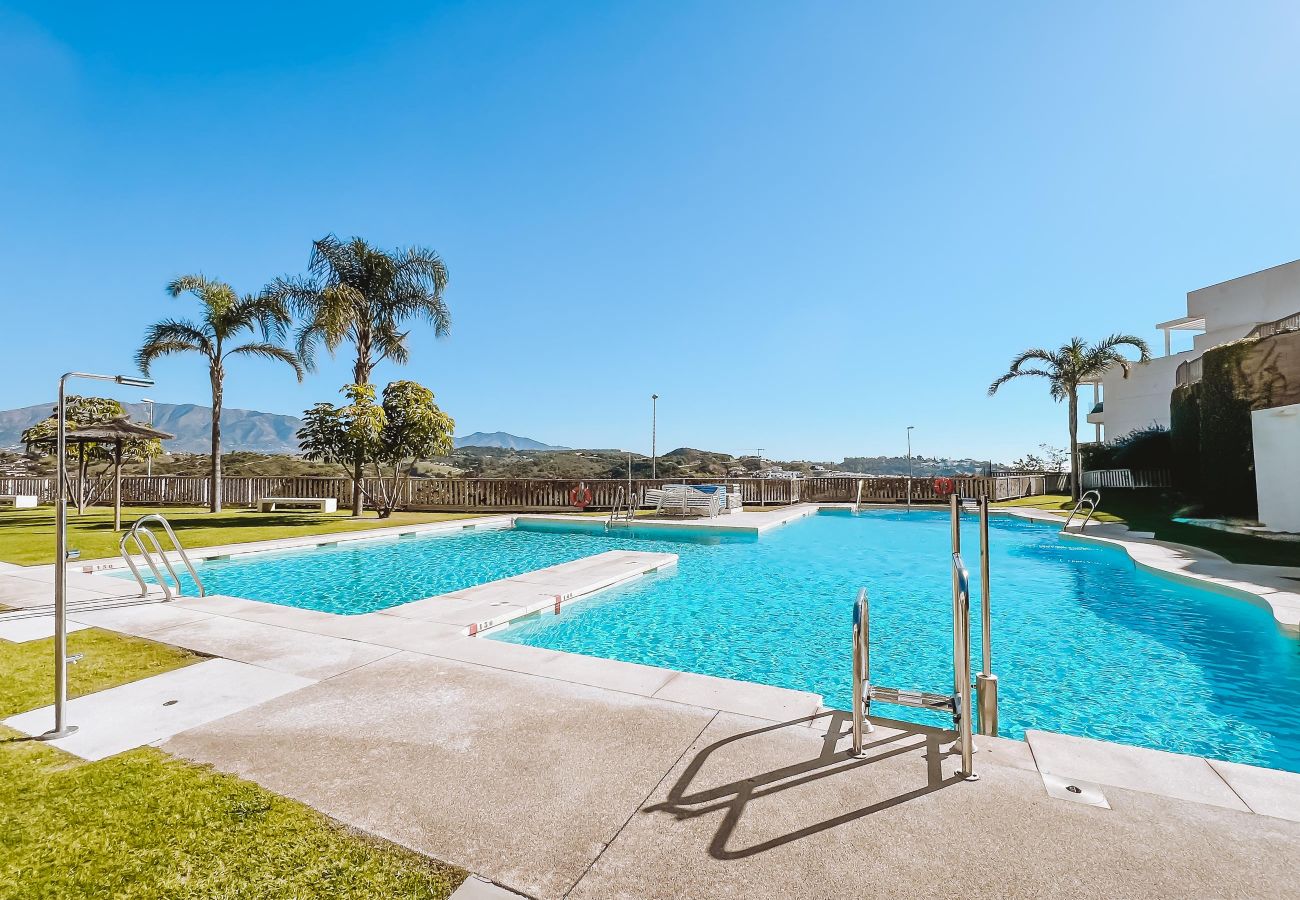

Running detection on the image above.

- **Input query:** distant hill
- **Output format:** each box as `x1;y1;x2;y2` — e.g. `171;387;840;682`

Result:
453;432;568;451
0;402;302;454
839;455;993;476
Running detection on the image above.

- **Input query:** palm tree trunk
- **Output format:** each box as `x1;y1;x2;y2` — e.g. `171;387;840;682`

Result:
210;367;223;513
351;351;372;517
1068;391;1080;501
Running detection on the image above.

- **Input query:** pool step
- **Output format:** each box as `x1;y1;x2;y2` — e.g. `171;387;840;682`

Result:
866;685;955;714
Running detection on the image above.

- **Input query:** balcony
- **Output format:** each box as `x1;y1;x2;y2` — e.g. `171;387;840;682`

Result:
1086;401;1104;425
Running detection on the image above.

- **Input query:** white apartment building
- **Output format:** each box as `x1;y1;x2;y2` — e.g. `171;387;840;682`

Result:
1091;259;1300;442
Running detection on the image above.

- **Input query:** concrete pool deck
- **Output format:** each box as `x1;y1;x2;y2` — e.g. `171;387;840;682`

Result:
5;505;1300;896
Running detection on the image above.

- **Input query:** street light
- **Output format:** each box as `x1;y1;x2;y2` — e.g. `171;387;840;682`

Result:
142;398;154;477
906;425;915;512
37;371;153;741
651;394;659;480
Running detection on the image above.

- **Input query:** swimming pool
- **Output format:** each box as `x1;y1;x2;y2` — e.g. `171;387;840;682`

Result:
126;510;1300;771
496;511;1300;772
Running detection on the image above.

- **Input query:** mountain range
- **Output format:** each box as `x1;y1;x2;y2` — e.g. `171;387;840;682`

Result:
0;402;564;455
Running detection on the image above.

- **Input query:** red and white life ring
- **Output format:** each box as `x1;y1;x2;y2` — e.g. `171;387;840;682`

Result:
932;477;955;497
569;484;593;509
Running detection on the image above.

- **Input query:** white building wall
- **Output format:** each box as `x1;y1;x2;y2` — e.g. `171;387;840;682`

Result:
1100;258;1300;442
1099;351;1196;440
1252;403;1300;533
1189;259;1300;351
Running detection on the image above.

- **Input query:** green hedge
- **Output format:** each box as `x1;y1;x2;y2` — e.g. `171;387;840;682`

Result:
1169;384;1200;494
1197;341;1258;516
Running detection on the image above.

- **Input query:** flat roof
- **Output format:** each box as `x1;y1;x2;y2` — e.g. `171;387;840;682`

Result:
1155;315;1206;331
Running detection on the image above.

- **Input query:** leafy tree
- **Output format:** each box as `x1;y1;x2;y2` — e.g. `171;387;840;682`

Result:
264;235;450;515
21;396;161;513
298;381;454;518
136;275;303;512
989;335;1151;499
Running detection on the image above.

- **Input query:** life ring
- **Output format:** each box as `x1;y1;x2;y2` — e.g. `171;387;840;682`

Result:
569;484;593;509
933;477;954;497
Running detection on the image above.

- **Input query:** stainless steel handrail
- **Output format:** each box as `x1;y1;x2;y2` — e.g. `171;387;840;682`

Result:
605;486;637;528
606;486;626;528
854;478;864;513
118;513;205;600
1062;490;1100;532
951;551;975;779
849;501;979;781
851;588;871;755
976;495;998;737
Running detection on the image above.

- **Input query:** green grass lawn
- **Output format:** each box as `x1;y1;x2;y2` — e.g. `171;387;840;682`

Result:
0;629;464;898
0;628;205;719
994;492;1300;568
0;506;484;566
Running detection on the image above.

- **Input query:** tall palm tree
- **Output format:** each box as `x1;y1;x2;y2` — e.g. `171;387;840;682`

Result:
136;275;303;512
989;335;1151;500
264;235;450;515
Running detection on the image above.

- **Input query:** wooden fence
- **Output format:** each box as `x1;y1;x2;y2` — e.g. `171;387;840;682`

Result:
0;473;1049;511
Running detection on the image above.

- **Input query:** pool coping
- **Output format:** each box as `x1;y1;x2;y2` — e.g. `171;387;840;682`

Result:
14;504;1300;822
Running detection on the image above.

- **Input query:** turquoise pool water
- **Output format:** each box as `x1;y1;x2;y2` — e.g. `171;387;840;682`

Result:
496;511;1300;772
126;511;1300;771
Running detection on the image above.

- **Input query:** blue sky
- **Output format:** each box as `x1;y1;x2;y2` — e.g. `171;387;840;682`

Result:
3;1;1299;462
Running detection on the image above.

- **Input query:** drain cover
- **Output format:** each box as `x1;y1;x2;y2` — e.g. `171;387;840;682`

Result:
162;699;179;707
1041;772;1109;808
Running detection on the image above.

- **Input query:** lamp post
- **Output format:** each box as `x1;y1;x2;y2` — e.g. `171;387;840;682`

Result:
37;371;153;741
651;394;659;480
906;425;915;512
142;398;154;477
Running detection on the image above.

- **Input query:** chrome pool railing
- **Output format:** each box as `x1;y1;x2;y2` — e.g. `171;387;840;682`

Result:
606;486;638;528
976;494;998;737
119;513;205;601
851;554;977;780
1062;490;1101;532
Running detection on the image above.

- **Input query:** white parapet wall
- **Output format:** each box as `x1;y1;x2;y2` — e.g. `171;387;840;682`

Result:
1252;402;1300;534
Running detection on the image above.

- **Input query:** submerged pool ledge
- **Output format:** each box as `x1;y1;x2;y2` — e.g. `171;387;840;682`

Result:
379;549;678;636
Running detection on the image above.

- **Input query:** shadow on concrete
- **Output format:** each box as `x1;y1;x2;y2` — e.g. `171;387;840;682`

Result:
647;709;965;860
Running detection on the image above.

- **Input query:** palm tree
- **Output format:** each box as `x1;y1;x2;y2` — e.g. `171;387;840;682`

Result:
989;335;1151;500
264;235;450;515
136;275;303;512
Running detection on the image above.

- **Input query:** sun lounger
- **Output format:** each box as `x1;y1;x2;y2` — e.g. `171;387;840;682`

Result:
649;485;723;518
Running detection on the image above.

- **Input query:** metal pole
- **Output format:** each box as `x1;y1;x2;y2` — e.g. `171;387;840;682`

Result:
38;371;152;742
651;394;658;479
976;494;998;736
851;588;872;757
949;491;960;555
906;426;914;512
40;374;76;739
144;398;154;477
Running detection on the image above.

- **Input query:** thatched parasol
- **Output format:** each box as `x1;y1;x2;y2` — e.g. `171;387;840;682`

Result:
62;417;175;530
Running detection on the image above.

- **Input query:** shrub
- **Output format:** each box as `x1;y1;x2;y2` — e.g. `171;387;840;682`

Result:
1169;384;1201;494
1197;341;1258;516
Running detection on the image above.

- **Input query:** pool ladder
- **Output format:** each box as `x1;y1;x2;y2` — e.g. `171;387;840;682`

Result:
119;513;206;600
1061;490;1101;532
851;494;997;781
606;486;638;529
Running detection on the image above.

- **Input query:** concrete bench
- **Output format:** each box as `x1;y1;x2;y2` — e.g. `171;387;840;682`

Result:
0;494;38;509
258;496;338;513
